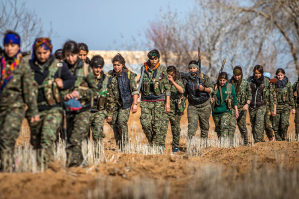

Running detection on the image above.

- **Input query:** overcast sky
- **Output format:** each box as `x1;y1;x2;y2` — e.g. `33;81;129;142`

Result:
21;0;196;51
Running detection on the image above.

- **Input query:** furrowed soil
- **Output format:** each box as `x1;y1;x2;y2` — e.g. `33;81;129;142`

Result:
1;105;299;199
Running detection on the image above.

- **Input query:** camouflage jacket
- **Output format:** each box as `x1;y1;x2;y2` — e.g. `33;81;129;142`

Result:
92;72;109;111
106;68;138;117
170;79;185;104
0;55;39;117
64;59;98;106
229;78;252;108
275;82;295;109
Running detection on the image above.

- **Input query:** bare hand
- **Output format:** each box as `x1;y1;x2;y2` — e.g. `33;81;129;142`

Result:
30;115;40;123
292;109;296;114
235;111;239;119
168;75;174;83
211;98;215;103
55;78;64;89
243;104;249;111
271;111;276;117
71;91;80;100
294;91;297;97
165;103;170;114
106;116;112;123
131;104;138;113
198;85;204;91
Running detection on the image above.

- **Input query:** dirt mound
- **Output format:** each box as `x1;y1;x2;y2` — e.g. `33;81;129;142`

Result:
3;104;298;199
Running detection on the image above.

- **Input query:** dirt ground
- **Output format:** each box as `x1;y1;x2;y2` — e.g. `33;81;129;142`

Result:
1;105;299;199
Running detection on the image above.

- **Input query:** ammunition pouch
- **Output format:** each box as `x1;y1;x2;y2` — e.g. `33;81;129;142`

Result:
176;95;186;113
97;95;106;110
43;80;61;106
142;80;163;96
225;97;233;110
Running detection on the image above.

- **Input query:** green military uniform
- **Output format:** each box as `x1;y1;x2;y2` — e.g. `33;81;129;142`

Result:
228;78;252;145
28;55;75;168
249;77;276;143
88;72;109;142
272;81;294;141
106;68;138;149
140;65;171;147
65;60;98;167
292;82;299;140
0;54;39;172
212;82;237;139
168;79;185;150
186;73;213;139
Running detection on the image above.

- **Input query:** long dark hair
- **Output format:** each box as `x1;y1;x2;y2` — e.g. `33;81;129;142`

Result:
112;53;126;66
78;42;89;53
167;65;177;80
276;68;285;75
62;40;80;59
253;65;264;75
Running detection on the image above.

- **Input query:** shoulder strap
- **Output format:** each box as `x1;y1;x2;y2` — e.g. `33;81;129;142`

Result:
57;61;63;78
83;63;89;78
227;83;232;95
264;77;269;88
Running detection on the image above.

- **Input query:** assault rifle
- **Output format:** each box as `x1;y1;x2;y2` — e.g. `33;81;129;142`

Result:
219;59;226;74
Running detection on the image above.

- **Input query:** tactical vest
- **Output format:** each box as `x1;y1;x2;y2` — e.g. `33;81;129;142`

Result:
276;83;290;104
213;83;233;111
94;74;109;111
73;62;90;89
108;69;132;109
141;67;164;97
230;79;248;106
187;73;209;105
31;59;62;106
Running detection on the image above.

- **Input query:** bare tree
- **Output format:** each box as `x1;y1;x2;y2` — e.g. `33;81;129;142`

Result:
0;0;53;50
212;0;299;73
142;0;298;81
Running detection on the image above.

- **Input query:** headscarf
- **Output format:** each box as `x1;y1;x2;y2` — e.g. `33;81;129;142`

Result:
0;33;22;95
276;76;288;88
253;75;264;87
3;33;20;46
31;37;53;62
3;33;21;55
188;64;199;69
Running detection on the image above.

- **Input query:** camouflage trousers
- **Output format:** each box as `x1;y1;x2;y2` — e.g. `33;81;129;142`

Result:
213;112;232;139
264;108;274;139
29;107;62;168
0;107;25;172
108;106;130;149
66;110;90;167
140;100;169;147
295;107;299;139
168;103;182;149
88;110;106;141
272;104;290;141
249;105;266;143
187;100;211;139
229;108;248;145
